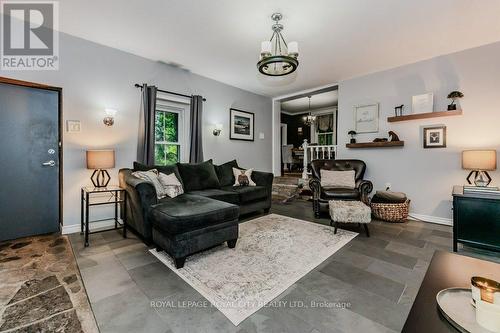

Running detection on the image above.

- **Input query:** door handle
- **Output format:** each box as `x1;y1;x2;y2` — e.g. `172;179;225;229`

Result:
42;160;56;167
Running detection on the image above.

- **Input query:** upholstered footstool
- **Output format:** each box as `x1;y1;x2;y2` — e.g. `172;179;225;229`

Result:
150;194;240;268
329;200;372;237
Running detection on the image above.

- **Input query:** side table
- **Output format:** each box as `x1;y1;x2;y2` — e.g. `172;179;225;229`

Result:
81;185;127;247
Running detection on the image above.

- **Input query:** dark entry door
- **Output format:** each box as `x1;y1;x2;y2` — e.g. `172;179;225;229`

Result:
0;79;61;241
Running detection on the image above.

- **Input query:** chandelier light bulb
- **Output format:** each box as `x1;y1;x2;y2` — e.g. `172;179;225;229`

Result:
288;41;299;57
261;41;272;57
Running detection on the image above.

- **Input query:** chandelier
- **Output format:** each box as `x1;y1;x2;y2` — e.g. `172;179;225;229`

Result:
258;13;299;76
303;96;316;126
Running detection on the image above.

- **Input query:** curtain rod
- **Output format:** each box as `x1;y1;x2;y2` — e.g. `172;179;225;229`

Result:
134;84;206;101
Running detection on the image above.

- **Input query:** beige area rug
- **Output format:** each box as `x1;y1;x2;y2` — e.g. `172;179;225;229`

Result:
150;213;357;326
0;234;98;333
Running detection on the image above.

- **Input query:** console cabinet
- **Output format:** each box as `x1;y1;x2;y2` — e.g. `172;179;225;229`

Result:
452;185;500;252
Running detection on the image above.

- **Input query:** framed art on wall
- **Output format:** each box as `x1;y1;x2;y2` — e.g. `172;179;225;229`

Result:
412;93;434;114
354;103;379;133
230;108;254;141
423;125;446;148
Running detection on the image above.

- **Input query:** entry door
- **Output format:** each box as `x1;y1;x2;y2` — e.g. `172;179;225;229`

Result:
0;80;60;241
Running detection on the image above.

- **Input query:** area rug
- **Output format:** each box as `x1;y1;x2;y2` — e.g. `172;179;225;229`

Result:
150;213;357;326
0;234;99;333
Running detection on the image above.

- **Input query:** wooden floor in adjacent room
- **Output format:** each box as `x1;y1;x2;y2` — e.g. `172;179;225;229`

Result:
67;200;499;333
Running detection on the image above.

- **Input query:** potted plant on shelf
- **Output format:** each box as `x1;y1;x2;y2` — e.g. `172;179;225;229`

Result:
348;130;357;144
447;91;464;110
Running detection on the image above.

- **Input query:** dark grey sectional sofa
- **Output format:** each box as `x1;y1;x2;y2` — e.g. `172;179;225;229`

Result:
118;159;273;268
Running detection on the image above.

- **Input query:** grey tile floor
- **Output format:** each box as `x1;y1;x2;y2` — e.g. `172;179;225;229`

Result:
69;200;499;333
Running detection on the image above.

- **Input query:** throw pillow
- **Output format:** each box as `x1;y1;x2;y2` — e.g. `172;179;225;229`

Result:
158;172;184;198
233;167;256;186
131;169;166;199
214;160;239;187
133;161;184;188
320;170;355;188
176;159;221;191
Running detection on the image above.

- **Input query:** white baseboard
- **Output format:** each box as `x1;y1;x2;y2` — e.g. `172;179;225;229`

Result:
408;213;453;226
61;220;117;235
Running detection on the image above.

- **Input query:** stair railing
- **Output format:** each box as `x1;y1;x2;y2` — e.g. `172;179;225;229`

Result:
302;139;337;179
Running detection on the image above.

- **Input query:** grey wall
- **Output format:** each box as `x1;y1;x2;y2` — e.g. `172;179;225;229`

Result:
337;41;500;222
1;32;272;228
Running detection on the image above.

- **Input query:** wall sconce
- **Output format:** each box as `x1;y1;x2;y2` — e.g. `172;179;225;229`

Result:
103;108;117;127
213;123;223;136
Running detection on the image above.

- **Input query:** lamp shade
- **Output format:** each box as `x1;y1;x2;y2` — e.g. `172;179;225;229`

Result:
462;150;497;171
86;150;115;169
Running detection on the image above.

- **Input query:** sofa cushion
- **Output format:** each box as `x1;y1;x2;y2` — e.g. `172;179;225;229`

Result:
222;185;268;203
321;187;360;200
214;160;238;187
133;161;184;188
188;189;239;205
150;194;239;234
177;160;221;191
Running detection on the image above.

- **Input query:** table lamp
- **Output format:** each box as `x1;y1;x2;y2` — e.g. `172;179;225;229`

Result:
462;150;497;187
86;149;115;187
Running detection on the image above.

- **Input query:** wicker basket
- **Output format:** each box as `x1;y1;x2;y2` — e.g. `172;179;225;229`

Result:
371;199;410;223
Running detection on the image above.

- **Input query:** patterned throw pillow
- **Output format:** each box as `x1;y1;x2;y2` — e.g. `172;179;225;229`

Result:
158;172;184;198
232;167;256;187
131;169;167;199
320;170;356;188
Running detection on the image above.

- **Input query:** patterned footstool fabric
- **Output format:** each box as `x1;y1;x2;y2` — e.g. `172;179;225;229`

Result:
329;200;371;224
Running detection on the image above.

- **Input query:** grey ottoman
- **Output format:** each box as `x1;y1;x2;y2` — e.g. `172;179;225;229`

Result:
329;200;371;237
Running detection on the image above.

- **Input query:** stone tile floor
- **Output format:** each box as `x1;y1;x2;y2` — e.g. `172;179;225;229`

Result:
0;234;98;333
68;200;499;333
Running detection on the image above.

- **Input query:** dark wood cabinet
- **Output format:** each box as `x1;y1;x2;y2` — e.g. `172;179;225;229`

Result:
452;185;500;252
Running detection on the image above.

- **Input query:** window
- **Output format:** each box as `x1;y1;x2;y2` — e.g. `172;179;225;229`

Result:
317;132;334;145
154;101;186;165
315;113;335;145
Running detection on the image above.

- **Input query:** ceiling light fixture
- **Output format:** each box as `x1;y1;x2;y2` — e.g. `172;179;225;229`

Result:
303;96;316;126
258;13;299;76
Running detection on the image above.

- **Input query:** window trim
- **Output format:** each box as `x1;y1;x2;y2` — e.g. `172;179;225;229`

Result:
154;99;190;164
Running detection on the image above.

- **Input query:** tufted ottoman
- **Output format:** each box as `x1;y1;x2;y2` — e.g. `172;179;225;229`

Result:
329;200;371;237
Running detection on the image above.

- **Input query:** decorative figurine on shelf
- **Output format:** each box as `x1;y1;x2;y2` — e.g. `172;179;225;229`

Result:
394;104;404;117
447;91;464;110
388;131;400;142
373;137;388;142
348;130;357;144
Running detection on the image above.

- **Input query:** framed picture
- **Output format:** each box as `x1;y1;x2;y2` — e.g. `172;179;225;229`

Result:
412;93;433;114
230;108;254;141
354;103;379;133
423;126;446;148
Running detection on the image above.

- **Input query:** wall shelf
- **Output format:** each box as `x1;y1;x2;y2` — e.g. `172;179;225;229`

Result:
346;141;404;148
387;109;462;122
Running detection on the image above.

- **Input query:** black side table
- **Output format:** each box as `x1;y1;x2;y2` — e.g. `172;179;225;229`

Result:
81;185;127;247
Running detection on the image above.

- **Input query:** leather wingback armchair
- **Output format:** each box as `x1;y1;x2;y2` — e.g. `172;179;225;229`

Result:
309;159;373;218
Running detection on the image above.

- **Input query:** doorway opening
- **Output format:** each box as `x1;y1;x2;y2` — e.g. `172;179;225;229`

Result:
273;85;338;178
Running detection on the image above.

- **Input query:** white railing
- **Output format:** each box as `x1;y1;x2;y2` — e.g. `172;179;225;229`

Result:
302;139;337;179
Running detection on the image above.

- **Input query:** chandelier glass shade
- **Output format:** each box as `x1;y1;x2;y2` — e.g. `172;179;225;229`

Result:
258;13;299;76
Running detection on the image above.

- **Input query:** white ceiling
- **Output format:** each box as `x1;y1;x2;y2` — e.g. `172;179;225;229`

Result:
59;0;500;97
281;90;338;114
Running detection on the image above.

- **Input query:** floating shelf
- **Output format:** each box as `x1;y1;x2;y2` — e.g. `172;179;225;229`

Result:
387;109;462;122
346;141;404;148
